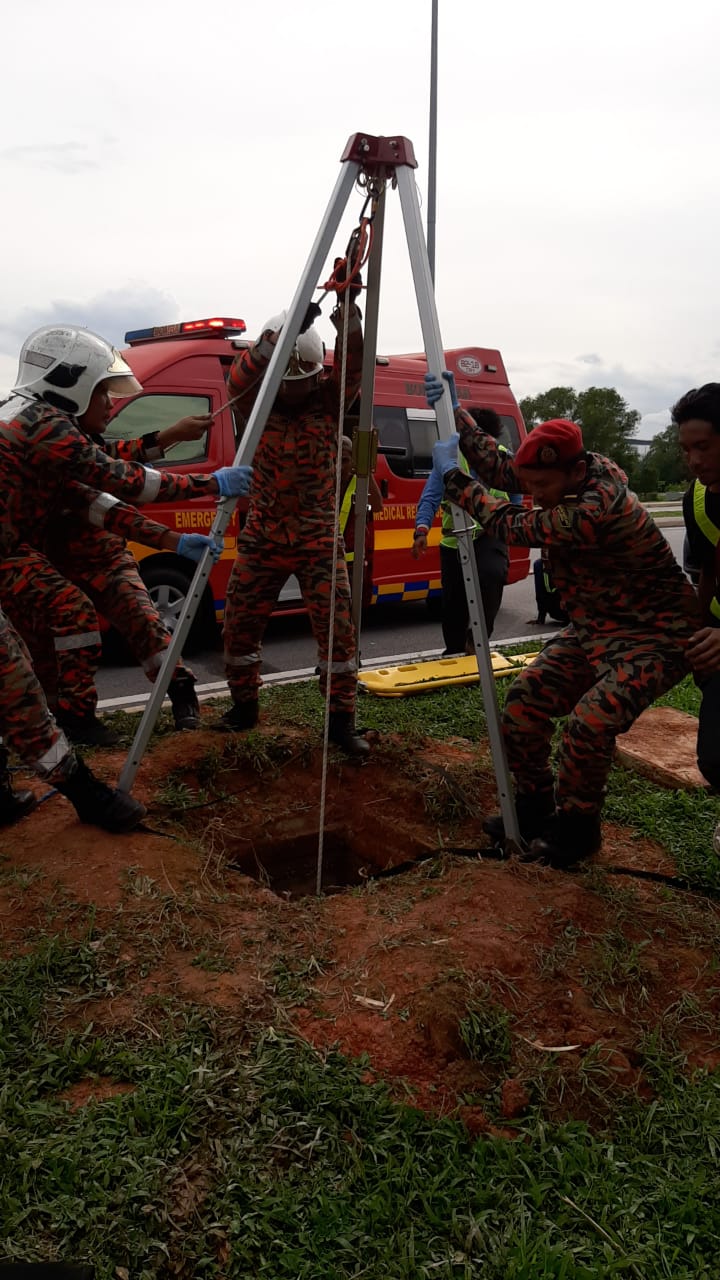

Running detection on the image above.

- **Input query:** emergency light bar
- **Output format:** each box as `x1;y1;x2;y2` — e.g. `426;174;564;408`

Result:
124;318;247;344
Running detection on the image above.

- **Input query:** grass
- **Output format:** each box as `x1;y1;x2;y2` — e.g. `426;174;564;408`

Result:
3;935;720;1276
4;667;720;1274
459;991;512;1063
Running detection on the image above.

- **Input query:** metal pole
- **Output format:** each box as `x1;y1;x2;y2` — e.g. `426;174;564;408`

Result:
427;0;439;284
394;163;521;849
350;183;386;645
117;158;362;793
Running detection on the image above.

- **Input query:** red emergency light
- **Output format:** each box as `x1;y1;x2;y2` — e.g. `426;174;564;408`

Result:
124;318;247;344
181;317;246;333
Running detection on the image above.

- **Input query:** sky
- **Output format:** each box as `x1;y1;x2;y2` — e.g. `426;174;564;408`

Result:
2;0;718;438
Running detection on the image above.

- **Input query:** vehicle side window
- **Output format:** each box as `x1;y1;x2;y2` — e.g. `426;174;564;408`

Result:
105;394;211;462
497;415;521;455
374;406;438;479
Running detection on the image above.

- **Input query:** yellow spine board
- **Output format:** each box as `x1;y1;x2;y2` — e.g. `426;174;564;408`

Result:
358;651;539;697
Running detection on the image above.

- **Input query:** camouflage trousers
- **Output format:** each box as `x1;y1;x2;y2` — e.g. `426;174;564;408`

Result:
0;605;70;774
49;528;173;678
503;628;688;815
0;547;102;718
224;535;357;713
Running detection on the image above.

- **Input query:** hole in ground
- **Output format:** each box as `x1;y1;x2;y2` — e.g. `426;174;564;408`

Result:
228;823;426;899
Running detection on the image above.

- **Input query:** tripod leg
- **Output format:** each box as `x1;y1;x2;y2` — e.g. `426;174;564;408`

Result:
394;165;521;849
350;183;386;645
117;159;363;793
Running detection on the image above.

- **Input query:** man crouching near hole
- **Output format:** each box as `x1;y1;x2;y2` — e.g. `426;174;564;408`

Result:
425;370;699;869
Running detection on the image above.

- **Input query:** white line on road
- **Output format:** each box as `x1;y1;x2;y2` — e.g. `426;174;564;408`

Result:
97;632;558;714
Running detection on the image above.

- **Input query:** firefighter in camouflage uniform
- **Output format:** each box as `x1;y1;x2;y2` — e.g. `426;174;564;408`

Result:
0;325;251;745
426;371;699;868
221;296;368;758
0;462;147;831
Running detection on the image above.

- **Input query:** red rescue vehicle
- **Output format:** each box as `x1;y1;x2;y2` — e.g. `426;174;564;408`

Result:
105;318;530;643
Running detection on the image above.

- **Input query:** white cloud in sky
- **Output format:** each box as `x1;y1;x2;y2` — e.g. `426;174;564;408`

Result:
1;0;718;441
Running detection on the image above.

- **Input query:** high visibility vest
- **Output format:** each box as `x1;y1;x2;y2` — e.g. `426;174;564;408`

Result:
691;480;720;620
339;476;357;562
440;446;509;550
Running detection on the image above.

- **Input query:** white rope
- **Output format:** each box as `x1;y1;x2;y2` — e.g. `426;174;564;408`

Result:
315;292;352;896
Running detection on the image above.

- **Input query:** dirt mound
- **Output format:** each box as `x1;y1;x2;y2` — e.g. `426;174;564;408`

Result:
2;722;719;1128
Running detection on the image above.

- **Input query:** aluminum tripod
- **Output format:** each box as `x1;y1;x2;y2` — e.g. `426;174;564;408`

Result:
117;132;521;851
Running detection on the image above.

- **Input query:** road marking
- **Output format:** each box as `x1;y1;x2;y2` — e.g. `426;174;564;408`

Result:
97;631;559;714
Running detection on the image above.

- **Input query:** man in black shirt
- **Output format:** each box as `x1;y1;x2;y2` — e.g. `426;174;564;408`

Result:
674;384;720;792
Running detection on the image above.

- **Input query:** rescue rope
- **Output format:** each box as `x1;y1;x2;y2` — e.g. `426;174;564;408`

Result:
315;288;353;896
319;219;373;300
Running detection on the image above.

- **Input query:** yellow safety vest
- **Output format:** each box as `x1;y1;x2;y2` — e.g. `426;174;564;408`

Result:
440;447;509;550
692;480;720;620
339;476;357;563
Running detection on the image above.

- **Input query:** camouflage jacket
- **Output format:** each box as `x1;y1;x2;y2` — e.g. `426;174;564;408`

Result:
57;482;180;552
227;304;363;546
0;401;217;546
444;410;699;653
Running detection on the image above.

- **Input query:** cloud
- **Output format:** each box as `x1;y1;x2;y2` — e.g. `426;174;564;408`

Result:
0;140;107;174
0;285;181;394
511;352;704;438
0;284;180;364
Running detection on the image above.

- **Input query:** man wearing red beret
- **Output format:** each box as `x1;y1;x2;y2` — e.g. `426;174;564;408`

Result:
425;372;699;868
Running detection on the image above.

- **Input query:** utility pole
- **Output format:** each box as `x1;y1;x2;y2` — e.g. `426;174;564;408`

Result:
427;0;439;284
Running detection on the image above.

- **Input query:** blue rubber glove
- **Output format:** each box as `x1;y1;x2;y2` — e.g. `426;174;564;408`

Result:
177;533;223;563
213;465;253;498
433;434;461;477
425;370;459;411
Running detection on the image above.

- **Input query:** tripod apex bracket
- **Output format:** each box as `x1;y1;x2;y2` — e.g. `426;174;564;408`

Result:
340;133;418;172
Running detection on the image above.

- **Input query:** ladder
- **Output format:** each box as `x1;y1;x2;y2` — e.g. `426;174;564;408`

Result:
117;132;521;851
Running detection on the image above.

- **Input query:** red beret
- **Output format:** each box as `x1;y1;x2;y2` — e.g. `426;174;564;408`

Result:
515;419;584;469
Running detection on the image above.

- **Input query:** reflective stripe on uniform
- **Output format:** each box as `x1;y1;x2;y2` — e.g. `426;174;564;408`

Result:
317;659;356;674
224;651;262;667
139;467;162;502
692;480;720;618
88;492;121;528
54;631;102;652
36;732;71;777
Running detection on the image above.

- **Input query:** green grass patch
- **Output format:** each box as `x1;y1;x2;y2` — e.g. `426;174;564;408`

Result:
604;766;720;893
3;936;720;1276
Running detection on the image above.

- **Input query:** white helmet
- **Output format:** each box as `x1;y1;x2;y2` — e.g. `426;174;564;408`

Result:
260;310;324;381
12;325;142;417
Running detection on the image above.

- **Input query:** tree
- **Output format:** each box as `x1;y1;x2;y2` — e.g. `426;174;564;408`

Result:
519;385;641;475
639;422;688;492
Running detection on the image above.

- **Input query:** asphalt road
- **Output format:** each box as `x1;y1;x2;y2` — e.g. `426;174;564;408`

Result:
97;524;685;709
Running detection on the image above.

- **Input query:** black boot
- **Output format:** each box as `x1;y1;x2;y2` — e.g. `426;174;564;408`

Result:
483;791;555;845
54;756;147;833
215;699;259;732
0;747;38;827
526;809;602;870
328;711;370;760
168;669;200;730
56;711;119;748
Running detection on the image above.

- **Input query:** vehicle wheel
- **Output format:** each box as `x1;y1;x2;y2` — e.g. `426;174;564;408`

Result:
140;562;217;656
